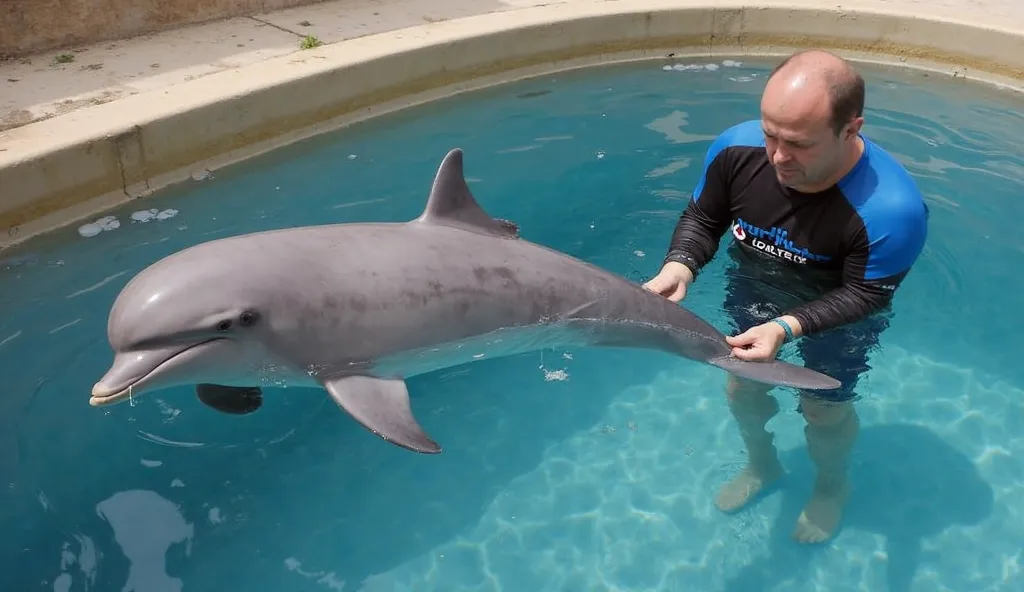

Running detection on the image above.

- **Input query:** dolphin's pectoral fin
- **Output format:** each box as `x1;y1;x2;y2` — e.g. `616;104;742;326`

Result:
415;148;519;239
195;384;264;415
323;375;441;454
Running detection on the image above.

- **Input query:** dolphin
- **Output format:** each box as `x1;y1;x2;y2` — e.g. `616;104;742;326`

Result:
90;148;840;454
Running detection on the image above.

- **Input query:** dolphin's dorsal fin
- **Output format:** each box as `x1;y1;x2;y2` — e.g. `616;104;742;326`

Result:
415;148;519;239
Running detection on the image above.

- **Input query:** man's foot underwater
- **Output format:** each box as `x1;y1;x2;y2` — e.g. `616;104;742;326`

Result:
792;479;850;543
715;460;849;544
714;460;784;513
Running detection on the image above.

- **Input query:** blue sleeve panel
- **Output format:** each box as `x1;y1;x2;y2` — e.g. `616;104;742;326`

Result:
784;138;930;335
691;120;765;204
837;139;930;282
665;120;764;277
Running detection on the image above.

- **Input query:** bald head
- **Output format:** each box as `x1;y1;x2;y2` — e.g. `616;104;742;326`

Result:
758;50;867;192
764;50;865;135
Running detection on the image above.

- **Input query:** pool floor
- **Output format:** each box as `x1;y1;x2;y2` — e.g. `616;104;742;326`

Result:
1;57;1023;592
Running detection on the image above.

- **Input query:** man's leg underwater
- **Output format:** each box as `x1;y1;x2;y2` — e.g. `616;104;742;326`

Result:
792;394;858;543
715;375;785;512
715;277;786;512
792;315;886;543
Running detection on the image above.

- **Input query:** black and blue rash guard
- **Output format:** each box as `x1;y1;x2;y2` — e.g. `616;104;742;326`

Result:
665;119;929;336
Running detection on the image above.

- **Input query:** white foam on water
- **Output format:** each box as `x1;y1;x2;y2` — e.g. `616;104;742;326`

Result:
541;366;569;381
77;215;120;237
131;209;159;222
662;60;744;73
77;224;101;238
97;216;119;230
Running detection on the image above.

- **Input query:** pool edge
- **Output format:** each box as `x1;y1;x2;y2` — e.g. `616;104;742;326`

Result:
1;1;1022;250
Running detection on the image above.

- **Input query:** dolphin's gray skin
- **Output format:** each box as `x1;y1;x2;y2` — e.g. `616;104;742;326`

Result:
91;148;840;454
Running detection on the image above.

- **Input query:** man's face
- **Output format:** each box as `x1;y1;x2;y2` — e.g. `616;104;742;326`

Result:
759;79;861;191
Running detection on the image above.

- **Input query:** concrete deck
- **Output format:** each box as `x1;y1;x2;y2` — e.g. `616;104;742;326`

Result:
1;0;1022;248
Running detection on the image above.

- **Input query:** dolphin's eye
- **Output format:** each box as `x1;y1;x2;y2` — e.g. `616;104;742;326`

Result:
216;320;232;332
239;310;258;326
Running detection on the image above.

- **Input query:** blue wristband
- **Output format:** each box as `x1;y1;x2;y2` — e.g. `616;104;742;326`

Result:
771;318;794;343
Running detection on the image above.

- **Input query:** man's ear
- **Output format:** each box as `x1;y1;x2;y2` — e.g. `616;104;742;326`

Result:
845;116;865;139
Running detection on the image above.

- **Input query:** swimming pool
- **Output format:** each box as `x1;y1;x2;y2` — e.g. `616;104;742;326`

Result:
1;56;1022;591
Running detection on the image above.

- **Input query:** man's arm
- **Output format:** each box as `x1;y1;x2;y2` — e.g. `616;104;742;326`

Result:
663;133;736;278
781;201;929;337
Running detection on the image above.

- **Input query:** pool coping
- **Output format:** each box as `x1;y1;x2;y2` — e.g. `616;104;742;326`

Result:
1;0;1022;250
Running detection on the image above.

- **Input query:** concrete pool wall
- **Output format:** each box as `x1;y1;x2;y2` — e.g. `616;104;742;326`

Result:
1;0;1022;250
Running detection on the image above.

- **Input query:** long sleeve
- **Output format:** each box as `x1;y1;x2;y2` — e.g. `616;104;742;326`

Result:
785;199;929;335
663;134;736;278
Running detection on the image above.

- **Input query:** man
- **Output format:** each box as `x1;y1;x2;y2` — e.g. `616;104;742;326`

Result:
643;49;929;543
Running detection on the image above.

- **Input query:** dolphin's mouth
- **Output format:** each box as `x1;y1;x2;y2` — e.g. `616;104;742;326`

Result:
90;339;224;406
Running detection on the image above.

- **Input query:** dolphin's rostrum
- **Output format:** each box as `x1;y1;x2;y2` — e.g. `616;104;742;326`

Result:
90;148;841;454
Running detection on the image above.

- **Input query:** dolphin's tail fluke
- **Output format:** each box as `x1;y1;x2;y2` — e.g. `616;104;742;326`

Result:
556;315;843;391
707;355;842;391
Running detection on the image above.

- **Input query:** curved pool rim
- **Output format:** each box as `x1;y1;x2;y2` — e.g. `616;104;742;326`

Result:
1;0;1023;250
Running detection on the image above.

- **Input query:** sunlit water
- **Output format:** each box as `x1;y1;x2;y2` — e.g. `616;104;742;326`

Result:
2;58;1023;592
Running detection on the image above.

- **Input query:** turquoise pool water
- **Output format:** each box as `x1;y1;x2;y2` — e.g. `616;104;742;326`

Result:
2;57;1023;591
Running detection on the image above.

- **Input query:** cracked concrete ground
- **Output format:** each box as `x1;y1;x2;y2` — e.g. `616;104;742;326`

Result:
0;0;524;132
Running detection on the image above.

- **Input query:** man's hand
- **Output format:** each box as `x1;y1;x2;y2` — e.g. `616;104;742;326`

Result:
643;261;694;302
726;315;803;362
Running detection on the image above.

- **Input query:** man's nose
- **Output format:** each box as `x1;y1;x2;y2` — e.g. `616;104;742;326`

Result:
772;146;793;165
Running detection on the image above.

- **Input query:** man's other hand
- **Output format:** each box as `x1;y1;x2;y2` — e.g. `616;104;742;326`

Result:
726;319;795;361
643;261;695;303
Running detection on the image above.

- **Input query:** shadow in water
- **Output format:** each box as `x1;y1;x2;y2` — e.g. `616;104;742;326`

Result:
723;423;994;592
